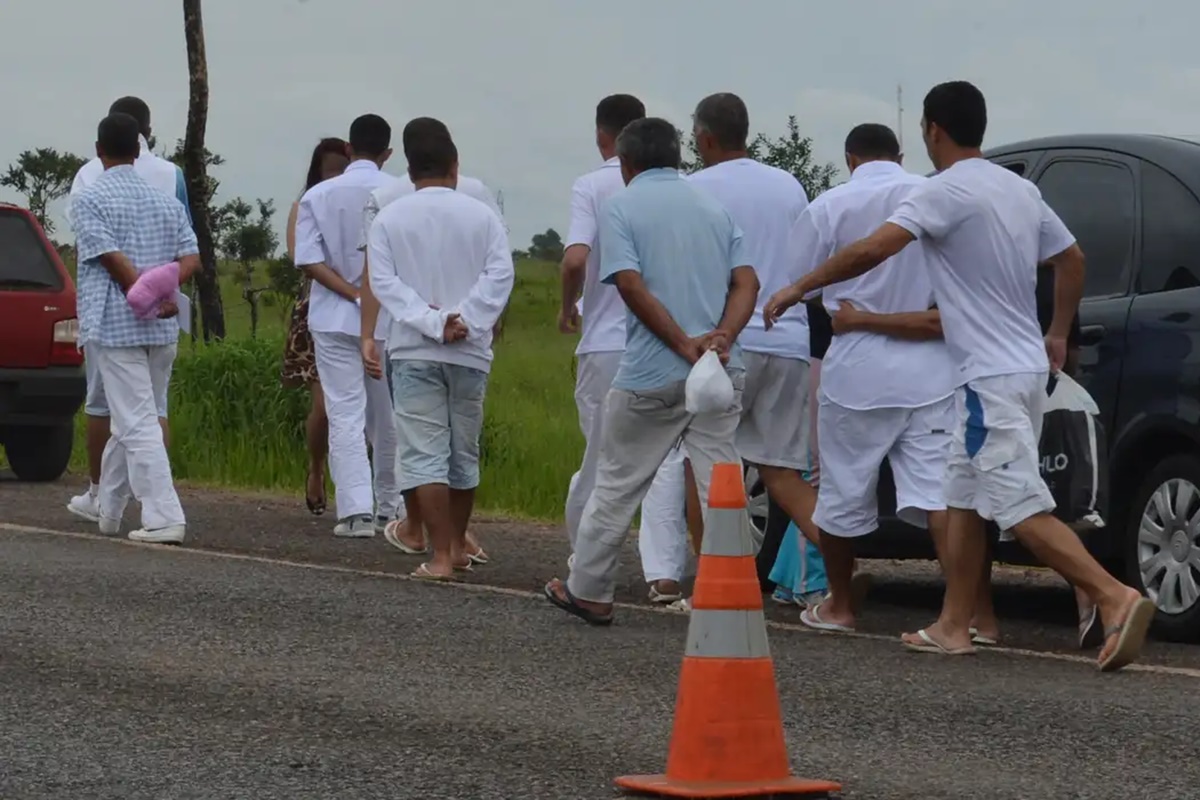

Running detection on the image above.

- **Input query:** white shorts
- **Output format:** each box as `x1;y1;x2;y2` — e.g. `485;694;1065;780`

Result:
736;352;810;470
84;345;172;419
813;392;954;538
944;371;1055;536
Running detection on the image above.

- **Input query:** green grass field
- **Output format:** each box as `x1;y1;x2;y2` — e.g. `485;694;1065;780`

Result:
39;259;585;520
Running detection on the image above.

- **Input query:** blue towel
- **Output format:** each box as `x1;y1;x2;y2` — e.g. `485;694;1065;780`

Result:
768;521;828;599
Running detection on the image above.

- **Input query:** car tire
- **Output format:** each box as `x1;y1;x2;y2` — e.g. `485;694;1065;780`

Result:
3;422;74;483
1124;453;1200;643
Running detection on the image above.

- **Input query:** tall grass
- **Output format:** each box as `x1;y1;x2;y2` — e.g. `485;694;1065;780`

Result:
50;260;584;520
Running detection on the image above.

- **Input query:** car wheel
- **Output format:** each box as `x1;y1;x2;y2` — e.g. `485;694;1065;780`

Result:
744;465;769;550
3;422;74;483
1125;454;1200;643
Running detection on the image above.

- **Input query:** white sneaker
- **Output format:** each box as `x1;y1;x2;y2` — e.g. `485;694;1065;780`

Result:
128;525;186;544
66;488;100;523
98;516;122;536
334;515;375;538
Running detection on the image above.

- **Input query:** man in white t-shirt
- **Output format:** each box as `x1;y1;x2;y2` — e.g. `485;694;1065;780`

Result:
764;81;1153;672
294;113;402;539
367;117;514;580
558;94;690;605
66;95;194;527
786;123;959;633
357;137;503;561
685;93;818;599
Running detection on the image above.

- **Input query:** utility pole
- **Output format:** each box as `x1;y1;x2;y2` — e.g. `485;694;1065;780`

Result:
896;84;904;153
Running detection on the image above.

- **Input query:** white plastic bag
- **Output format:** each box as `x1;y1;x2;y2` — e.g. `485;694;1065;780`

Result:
685;350;734;414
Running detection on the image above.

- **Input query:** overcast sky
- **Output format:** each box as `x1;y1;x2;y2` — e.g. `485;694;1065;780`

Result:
2;0;1198;250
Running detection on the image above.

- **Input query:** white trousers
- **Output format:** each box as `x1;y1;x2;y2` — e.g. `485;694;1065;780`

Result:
566;351;691;583
90;342;184;530
312;331;400;521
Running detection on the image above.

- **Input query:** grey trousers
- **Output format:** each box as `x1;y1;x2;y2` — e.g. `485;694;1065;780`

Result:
567;374;745;604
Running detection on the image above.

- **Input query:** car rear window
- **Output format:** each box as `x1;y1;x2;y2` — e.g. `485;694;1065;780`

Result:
0;209;63;290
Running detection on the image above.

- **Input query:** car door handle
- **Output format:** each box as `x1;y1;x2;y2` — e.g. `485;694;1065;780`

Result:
1079;324;1106;345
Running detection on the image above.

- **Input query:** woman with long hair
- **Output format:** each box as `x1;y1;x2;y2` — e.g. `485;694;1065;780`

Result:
282;137;350;515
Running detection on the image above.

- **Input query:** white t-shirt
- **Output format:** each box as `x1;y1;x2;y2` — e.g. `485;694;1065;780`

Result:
366;187;514;373
887;158;1077;385
294;160;399;339
360;172;504;252
565;157;628;356
687;158;810;360
792;160;954;410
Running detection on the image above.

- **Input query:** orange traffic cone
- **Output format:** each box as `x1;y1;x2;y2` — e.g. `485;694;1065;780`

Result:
616;462;842;799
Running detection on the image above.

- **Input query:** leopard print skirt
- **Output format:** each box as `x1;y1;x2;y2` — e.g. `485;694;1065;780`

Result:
281;279;319;388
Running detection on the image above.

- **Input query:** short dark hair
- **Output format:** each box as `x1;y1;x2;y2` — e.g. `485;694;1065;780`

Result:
844;123;901;160
596;94;646;137
97;113;141;161
923;81;987;148
693;93;750;151
108;96;151;138
402;117;458;180
349;114;392;158
615;117;681;173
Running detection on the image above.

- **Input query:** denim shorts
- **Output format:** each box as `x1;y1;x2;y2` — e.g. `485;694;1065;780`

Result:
390;359;489;491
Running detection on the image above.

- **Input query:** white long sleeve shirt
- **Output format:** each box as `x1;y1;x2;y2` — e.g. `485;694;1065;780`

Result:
367;186;514;373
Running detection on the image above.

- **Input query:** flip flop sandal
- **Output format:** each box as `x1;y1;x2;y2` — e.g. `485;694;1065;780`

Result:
1078;605;1104;650
410;563;455;582
969;627;1000;646
799;603;855;634
454;561;474;573
383;520;427;555
903;628;977;656
543;580;613;626
1098;597;1155;673
649;585;684;604
466;547;490;565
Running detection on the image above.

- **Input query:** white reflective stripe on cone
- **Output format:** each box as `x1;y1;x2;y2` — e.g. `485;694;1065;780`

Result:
684;609;772;659
699;508;756;557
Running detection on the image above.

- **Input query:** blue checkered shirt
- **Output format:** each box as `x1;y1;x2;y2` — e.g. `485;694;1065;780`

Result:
70;165;199;348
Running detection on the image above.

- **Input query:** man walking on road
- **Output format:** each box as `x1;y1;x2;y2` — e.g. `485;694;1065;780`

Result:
367;117;514;580
559;94;690;605
764;81;1154;671
783;123;958;634
69;112;198;544
685;92;818;599
545;118;759;625
67;96;193;526
295;114;402;539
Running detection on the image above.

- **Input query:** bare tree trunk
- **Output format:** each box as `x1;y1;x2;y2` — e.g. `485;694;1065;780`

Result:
182;0;225;341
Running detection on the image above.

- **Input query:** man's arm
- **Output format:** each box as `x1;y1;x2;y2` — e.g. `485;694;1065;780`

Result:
174;166;193;226
366;220;446;342
559;179;596;331
360;254;382;340
795;223;915;297
1037;200;1085;342
832;302;943;340
294;194;359;303
457;215;516;338
713;225;759;343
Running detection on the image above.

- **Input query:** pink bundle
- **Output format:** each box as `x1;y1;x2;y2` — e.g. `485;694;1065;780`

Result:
126;261;181;319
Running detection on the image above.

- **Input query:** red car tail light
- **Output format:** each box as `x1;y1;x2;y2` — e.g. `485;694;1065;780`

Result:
50;318;83;366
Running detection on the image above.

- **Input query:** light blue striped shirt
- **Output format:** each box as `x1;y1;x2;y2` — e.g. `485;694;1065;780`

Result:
70;165;198;347
599;168;747;391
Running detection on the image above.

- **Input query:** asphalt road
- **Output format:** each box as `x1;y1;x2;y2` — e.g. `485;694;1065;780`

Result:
2;478;1199;798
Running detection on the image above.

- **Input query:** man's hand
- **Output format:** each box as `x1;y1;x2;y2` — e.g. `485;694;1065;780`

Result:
361;338;383;380
558;304;580;334
156;300;179;319
830;300;864;335
1045;334;1067;372
700;328;733;365
762;279;811;330
443;313;469;344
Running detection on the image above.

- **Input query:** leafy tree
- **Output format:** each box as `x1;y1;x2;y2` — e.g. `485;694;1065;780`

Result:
680;115;839;199
529;228;564;262
0;148;88;235
216;197;279;338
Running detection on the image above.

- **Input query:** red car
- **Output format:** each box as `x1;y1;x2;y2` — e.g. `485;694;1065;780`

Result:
0;202;85;481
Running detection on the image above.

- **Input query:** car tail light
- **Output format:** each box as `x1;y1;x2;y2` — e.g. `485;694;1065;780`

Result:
50;318;83;366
